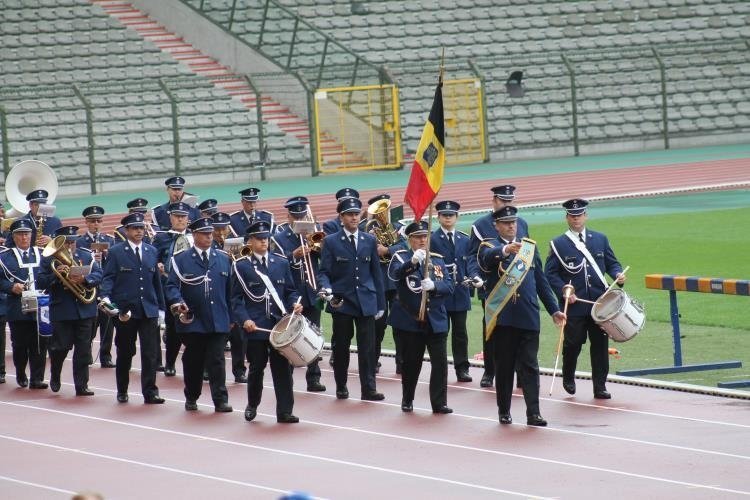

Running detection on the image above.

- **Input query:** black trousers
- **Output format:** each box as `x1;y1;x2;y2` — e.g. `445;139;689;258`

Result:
331;312;376;393
182;332;228;405
493;325;541;417
398;327;448;409
563;315;609;392
90;309;115;363
9;320;48;383
299;305;321;383
245;338;294;416
480;299;495;379
228;323;246;378
447;310;469;372
0;316;6;376
374;290;400;368
49;318;94;390
114;317;160;398
163;312;183;369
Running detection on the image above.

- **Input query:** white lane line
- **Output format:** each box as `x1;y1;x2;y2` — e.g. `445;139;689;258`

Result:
0;402;549;499
0;434;308;499
0;473;76;495
2;400;748;497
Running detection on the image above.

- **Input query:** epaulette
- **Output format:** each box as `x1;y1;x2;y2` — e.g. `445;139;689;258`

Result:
393;249;409;255
0;247;9;254
78;247;92;253
272;251;287;260
429;252;443;259
215;248;228;255
276;221;290;230
258;209;273;216
174;248;187;255
479;239;496;249
457;230;469;237
229;210;241;217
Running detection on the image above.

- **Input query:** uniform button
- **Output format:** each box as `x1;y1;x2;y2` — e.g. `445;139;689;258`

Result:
139;277;143;280
140;287;144;290
210;301;214;304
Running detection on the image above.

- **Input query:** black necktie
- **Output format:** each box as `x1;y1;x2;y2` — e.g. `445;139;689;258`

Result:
578;233;585;243
260;256;267;269
22;251;29;263
349;234;356;252
135;246;141;264
447;232;454;247
202;251;209;267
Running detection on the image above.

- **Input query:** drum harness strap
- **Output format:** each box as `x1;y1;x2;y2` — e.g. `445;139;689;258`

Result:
232;258;287;317
169;256;210;298
549;232;608;288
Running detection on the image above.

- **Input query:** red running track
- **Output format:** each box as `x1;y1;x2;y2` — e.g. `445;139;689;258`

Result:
1;340;749;499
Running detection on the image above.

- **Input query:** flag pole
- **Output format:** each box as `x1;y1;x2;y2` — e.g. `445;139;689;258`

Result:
418;50;445;322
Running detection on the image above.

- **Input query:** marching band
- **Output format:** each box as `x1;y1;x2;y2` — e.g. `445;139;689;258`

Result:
0;166;635;426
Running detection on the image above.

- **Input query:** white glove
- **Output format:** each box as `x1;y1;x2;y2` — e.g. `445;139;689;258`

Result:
471;276;484;288
318;287;333;301
411;248;426;265
374;310;384;320
421;278;435;291
158;309;166;326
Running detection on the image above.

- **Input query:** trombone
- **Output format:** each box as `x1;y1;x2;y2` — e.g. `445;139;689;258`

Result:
291;205;324;291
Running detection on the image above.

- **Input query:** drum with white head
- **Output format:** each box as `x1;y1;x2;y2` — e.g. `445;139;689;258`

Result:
591;289;645;342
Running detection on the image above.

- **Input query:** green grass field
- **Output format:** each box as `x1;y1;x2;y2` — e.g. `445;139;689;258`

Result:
320;205;750;390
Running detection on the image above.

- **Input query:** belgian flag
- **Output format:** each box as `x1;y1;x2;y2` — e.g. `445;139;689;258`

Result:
404;80;445;221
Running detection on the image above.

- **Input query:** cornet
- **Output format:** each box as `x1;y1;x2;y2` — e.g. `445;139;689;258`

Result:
291;205;324;290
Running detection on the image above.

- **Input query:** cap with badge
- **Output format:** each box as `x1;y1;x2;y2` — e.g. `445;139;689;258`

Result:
563;198;588;216
435;200;460;215
404;220;429;237
82;206;105;219
245;220;271;240
336;197;362;214
284;196;309;216
493;206;518;222
55;225;80;241
165;176;186;189
26;189;49;203
491;185;516;201
121;212;145;228
9;219;33;233
189;217;214;233
168;202;190;216
335;187;359;201
239;187;260;202
211;212;231;227
126;198;149;212
367;193;390;205
197;199;218;215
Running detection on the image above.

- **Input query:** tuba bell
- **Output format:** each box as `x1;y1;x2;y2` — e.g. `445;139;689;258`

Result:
4;160;59;246
365;198;400;261
42;235;97;304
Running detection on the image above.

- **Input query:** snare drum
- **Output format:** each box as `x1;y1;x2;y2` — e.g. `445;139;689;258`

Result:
269;314;324;367
591;289;645;342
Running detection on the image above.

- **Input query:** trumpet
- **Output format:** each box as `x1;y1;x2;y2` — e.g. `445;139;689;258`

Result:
291;205;323;290
365;198;399;261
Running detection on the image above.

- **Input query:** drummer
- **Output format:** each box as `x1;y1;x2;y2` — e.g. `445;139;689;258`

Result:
544;199;626;400
231;220;303;424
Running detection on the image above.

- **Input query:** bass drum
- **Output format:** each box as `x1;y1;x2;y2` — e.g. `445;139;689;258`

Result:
591;289;646;342
269;314;324;367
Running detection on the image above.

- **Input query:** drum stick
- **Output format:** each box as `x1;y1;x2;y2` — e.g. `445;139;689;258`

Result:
603;265;630;297
549;282;573;396
251;326;274;334
573;298;599;305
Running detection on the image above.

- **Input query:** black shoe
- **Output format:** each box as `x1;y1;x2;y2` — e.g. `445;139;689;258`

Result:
307;380;326;392
117;392;129;403
499;413;513;425
0;373;5;384
144;395;165;404
203;371;210;381
185;400;198;411
456;370;473;383
50;375;61;393
401;399;413;412
562;379;576;395
527;414;548;427
214;402;233;413
29;380;48;389
234;374;247;383
17;374;28;388
594;390;612;399
164;365;176;377
244;405;257;421
277;413;299;424
361;391;385;401
224;341;231;352
432;405;453;414
75;387;94;396
336;387;349;400
156;365;165;372
480;375;493;388
101;359;116;368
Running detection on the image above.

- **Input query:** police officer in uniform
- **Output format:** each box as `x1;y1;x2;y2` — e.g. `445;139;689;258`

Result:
153;176;201;230
230;187;274;237
6;189;62;249
322;188;359;235
153;202;194;376
271;197;326;392
388;220;454;414
77;206;117;368
468;185;529;388
232;220;302;424
0;219;48;388
37;225;102;396
165;217;233;413
318;197;386;401
431;201;477;382
198;199;219;218
544;199;626;400
100;212;165;404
